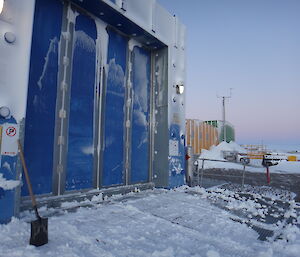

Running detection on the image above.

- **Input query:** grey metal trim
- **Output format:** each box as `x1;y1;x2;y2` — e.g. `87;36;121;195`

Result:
20;182;155;212
125;49;133;185
93;20;103;190
53;3;75;196
14;118;25;218
122;36;130;186
149;50;156;183
152;47;169;188
98;66;106;188
94;66;103;190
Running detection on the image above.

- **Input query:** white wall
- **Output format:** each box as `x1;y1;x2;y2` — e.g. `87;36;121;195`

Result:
103;0;186;48
0;0;35;121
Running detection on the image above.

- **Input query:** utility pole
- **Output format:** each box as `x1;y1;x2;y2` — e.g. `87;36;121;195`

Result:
217;88;232;142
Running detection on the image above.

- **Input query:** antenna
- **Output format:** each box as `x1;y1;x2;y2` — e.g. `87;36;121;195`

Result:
217;88;233;142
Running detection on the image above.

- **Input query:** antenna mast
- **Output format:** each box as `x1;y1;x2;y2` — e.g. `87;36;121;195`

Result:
217;88;233;142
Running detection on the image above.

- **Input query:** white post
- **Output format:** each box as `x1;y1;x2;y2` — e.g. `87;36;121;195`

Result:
222;96;226;142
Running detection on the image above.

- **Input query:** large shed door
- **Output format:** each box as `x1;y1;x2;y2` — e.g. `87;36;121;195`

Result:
130;46;151;184
101;30;128;187
24;2;154;195
65;14;97;191
22;0;63;196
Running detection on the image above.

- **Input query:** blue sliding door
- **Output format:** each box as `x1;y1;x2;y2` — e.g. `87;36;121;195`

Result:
65;14;97;191
102;30;127;186
130;46;151;183
22;0;63;196
24;2;152;193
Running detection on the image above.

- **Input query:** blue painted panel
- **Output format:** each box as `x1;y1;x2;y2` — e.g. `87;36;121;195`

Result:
65;14;97;191
22;0;63;196
0;188;15;224
102;30;127;186
0;118;18;224
0;155;17;224
168;124;185;188
0;155;17;189
130;46;150;183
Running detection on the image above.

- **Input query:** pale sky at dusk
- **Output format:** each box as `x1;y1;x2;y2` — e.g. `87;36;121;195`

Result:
159;0;300;148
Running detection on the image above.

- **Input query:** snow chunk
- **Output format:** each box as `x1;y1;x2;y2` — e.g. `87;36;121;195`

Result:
74;30;96;53
81;145;94;155
0;174;20;190
207;250;220;257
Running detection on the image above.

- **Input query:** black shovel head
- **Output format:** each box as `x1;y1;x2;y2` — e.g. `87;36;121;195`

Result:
30;217;48;247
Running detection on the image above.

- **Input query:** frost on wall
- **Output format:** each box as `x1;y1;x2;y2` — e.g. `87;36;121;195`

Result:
22;0;64;196
0;174;19;191
132;46;150;143
107;58;125;95
74;30;96;53
32;36;60;112
130;46;150;183
102;29;127;186
169;158;183;176
36;37;59;91
65;13;97;191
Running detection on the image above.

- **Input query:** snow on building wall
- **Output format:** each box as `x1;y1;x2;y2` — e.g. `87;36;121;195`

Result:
0;0;186;223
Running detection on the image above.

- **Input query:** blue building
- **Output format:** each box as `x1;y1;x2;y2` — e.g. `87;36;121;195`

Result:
0;0;186;224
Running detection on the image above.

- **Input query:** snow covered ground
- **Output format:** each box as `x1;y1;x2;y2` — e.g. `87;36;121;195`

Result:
1;187;300;257
197;142;300;174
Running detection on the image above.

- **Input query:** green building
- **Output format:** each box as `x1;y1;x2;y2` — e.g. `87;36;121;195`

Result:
205;120;235;143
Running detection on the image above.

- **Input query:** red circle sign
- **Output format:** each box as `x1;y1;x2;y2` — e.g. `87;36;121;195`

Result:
6;127;17;137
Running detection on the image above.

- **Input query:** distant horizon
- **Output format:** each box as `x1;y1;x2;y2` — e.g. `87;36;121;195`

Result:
185;116;300;149
159;0;300;144
238;141;300;152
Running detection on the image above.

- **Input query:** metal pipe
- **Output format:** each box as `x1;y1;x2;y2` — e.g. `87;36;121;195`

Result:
242;164;246;188
223;96;226;142
200;159;205;187
185;146;193;186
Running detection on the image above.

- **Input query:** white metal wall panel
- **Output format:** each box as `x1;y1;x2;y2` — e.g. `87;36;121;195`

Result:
0;0;35;121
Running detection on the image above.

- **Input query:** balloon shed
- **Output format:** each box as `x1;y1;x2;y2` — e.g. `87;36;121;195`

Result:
0;0;186;224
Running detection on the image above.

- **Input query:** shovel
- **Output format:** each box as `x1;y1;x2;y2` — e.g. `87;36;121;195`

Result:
18;140;48;247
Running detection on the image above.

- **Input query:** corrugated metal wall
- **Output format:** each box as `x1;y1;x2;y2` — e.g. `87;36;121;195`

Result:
186;119;219;155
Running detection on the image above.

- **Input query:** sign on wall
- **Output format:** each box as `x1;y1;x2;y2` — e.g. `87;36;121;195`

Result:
0;123;19;157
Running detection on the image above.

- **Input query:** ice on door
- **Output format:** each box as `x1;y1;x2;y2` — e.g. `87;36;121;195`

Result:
130;46;151;184
22;0;63;196
102;30;127;186
65;14;97;191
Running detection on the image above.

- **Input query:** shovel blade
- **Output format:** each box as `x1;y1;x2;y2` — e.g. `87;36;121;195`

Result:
30;218;48;247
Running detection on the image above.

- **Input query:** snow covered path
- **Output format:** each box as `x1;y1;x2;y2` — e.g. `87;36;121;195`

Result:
1;188;300;257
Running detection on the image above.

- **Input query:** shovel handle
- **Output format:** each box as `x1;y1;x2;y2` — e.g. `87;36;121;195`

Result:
18;140;38;208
